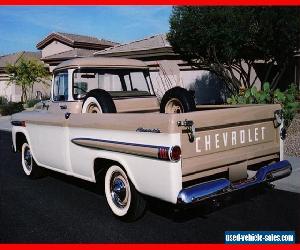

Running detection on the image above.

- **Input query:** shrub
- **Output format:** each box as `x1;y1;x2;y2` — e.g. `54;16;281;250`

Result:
227;83;300;127
0;102;24;116
25;99;40;108
0;96;8;105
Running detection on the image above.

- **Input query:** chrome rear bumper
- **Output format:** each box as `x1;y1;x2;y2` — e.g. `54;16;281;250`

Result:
177;160;292;205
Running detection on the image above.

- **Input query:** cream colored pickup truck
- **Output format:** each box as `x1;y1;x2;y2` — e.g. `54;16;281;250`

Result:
11;57;292;221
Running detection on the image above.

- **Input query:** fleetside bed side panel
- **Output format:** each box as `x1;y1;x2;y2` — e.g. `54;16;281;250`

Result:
15;111;183;203
68;127;182;204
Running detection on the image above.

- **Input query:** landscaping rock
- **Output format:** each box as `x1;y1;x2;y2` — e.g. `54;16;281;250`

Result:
285;113;300;157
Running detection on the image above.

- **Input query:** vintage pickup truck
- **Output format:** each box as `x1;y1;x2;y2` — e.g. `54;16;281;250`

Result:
11;57;292;221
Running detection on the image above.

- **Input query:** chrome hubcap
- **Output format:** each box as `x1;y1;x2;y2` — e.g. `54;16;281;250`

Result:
24;146;32;172
110;173;128;208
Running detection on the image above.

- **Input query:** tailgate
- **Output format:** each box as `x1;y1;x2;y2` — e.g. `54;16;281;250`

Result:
176;104;281;182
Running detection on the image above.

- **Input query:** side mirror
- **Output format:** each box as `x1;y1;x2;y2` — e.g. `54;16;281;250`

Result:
36;91;43;101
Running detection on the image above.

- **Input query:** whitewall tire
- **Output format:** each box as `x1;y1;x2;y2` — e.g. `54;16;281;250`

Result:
82;97;103;114
82;89;116;114
104;165;146;221
21;142;43;179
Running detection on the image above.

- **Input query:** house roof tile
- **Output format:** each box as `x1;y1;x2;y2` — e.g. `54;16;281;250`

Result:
95;34;171;56
42;48;97;61
37;32;118;50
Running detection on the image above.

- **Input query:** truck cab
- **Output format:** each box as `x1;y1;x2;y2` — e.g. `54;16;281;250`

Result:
37;57;160;114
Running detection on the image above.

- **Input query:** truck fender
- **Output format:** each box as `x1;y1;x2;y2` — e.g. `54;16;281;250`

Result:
13;127;40;167
93;155;140;193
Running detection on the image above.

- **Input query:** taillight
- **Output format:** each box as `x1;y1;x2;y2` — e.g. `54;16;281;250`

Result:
11;121;26;127
158;147;169;160
157;145;181;162
169;146;181;162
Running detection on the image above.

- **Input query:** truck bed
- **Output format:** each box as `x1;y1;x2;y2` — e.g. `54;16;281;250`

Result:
14;104;281;185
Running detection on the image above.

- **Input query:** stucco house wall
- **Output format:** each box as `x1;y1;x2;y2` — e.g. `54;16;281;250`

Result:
0;75;15;102
41;41;72;58
0;75;50;102
0;51;51;103
149;62;229;104
38;32;118;73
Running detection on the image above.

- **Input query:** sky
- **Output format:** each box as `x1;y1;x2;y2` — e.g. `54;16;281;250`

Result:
0;6;172;55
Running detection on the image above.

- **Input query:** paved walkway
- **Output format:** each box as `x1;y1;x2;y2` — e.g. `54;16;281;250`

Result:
273;156;300;194
0;115;12;132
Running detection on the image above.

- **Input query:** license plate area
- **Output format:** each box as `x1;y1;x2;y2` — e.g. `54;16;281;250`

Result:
229;162;248;182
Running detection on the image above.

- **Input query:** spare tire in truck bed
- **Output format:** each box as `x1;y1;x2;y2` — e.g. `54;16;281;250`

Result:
160;87;196;113
82;89;117;114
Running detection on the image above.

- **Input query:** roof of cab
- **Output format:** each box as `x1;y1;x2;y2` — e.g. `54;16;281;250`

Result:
54;57;148;71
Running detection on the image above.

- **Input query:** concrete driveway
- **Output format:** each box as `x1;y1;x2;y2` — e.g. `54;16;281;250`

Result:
0;115;11;132
273;156;300;193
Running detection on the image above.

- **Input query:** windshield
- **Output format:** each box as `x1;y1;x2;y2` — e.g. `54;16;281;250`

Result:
53;71;68;101
72;68;154;100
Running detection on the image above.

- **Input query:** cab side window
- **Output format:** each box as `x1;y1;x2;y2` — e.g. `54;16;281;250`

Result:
53;72;68;101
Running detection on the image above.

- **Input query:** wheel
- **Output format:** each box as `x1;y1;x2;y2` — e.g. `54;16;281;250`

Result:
104;165;146;221
82;89;116;114
21;142;43;179
160;87;196;113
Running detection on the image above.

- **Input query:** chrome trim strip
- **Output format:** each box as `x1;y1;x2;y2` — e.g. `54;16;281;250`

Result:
71;137;170;160
71;137;168;149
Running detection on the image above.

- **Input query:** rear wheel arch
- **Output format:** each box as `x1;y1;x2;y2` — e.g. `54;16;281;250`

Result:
93;158;120;182
15;132;27;152
93;157;138;190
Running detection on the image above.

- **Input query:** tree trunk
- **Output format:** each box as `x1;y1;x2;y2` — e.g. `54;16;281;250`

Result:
271;60;288;90
21;85;27;103
21;86;24;103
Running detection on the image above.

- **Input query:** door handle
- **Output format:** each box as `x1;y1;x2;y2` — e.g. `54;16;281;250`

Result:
60;105;67;110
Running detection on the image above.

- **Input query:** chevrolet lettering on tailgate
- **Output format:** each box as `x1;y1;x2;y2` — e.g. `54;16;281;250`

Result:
195;122;274;154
